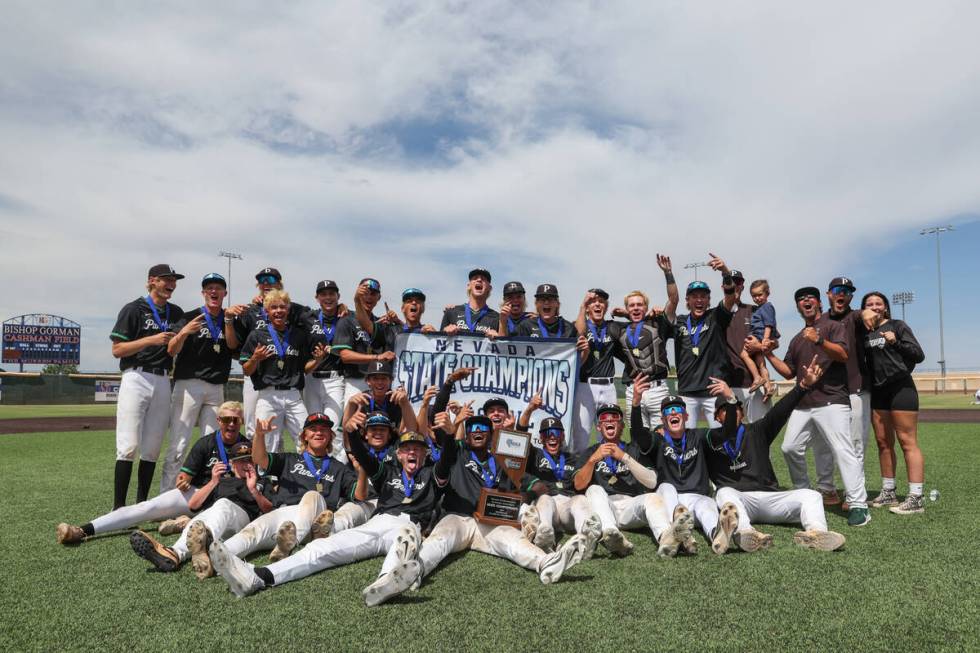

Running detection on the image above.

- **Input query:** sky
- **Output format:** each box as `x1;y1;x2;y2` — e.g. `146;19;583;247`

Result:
1;1;978;373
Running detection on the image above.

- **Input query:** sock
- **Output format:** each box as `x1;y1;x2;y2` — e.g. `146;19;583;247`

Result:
908;482;923;496
881;477;896;491
81;523;95;537
114;460;134;509
136;459;157;503
255;567;275;586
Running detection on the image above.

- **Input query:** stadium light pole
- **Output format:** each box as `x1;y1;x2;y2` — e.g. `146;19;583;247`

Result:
218;250;243;308
684;261;711;281
920;226;953;390
892;291;915;321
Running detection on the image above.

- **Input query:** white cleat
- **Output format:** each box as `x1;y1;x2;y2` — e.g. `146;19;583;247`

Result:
600;528;634;557
209;540;265;598
158;515;190;536
521;506;540;544
393;526;420;564
362;560;421;607
533;523;556;552
576;513;603;562
712;502;739;555
538;534;585;585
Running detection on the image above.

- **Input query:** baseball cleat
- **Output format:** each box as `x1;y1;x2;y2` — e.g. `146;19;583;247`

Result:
130;530;180;572
870;489;899;508
269;521;297;562
793;530;846;551
186;521;214;579
362;560;421;607
681;536;699;555
578;513;602;562
393;526;421;564
847;507;872;527
600;528;634;557
209;539;265;598
712;502;739;554
656;529;679;558
889;495;925;515
310;509;335;539
659;506;694;558
56;523;86;545
533;523;557;553
521;506;540;544
158;515;190;535
538;535;584;585
820;488;842;507
733;529;773;553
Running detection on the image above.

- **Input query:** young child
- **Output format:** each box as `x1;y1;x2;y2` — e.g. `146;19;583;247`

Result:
740;280;779;395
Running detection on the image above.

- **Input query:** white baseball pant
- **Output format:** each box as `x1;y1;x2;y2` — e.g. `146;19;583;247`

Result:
89;487;196;535
223;491;325;558
812;392;872;493
681;394;721;429
333;499;376;532
171;498;252;562
731;386;772;424
781;404;868;508
585;485;671;539
266;513;419;585
256;388;308;453
655;483;719;537
535;494;593;534
624;380;670;428
417;513;550;577
160;378;223;491
243;375;258;439
571;380;617;453
715;486;828;532
115;368;172;462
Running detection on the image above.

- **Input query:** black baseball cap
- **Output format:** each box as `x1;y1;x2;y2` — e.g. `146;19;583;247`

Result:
660;395;686;412
794;286;821;302
359;277;381;292
827;276;856;293
366;359;394;378
316;280;339;293
483;397;509;413
503;281;525;296
255;267;281;282
686;280;710;295
397;431;427;447
589;288;610;300
730;270;745;282
201;272;226;288
303;412;335;429
148;264;185;280
538;417;564;433
365;412;394;430
595;403;623;421
229;442;253;461
402;287;426;301
468;268;492;282
714;395;742;413
535;283;559;298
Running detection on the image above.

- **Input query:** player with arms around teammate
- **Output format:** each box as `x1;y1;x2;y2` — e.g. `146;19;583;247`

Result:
570;288;617;452
441;268;500;336
333;278;393;406
497;281;534;335
159;273;232;491
109;263;185;508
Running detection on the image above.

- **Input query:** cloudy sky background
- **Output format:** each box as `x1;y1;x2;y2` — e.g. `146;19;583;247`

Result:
1;1;978;373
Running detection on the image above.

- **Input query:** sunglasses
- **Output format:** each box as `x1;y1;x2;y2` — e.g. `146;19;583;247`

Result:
661;406;685;416
597;413;621;423
467;423;492;433
218;416;242;424
541;428;564;439
829;286;853;296
257;276;278;285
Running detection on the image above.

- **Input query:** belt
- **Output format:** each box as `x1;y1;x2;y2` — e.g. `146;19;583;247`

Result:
132;367;168;376
312;371;342;379
273;384;295;390
623;378;667;387
588;377;614;385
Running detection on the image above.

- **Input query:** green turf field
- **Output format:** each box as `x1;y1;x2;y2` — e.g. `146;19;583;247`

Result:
0;404;117;419
2;422;977;652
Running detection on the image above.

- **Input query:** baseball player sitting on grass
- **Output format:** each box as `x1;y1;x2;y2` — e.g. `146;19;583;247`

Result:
341;359;419;432
129;439;272;577
573;382;694;559
705;358;847;552
57;401;250;546
209;414;437;604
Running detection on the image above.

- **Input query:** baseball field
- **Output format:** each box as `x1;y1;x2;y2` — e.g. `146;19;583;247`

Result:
2;406;977;652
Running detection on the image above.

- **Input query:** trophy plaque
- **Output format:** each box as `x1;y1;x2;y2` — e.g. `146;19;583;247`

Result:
474;429;530;527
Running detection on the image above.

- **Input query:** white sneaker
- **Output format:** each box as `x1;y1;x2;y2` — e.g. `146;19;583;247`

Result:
600;528;634;557
578;513;602;562
209;540;265;598
362;560;421;607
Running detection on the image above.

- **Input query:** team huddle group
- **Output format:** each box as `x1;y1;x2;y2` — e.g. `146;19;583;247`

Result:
56;254;929;605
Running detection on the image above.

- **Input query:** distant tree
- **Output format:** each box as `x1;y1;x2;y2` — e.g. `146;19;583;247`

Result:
41;363;78;375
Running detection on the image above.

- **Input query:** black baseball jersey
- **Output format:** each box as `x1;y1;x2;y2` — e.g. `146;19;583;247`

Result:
196;476;268;521
724;302;755;389
864;320;925;388
524;446;578;496
576;438;654;497
179;431;250;488
609;316;672;383
440;304;500;335
110;297;185;371
501;312;533;336
649;428;711;495
264;452;356;510
825;309;870;393
303;310;345;375
347;431;439;523
438;441;519;515
378;322;424;352
232;301;309;348
171;308;233;384
665;303;734;395
782;318;848;409
332;315;386;378
347;443;397;500
579;319;617;380
240;325;311;391
515;316;578;339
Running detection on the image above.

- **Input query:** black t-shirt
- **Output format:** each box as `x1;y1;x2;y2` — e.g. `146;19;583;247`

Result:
439;441;519;515
609;316;672;383
501;312;533;336
783;318;848;409
197;476;267;521
303;310;345;375
864;320;925;387
524;446;578;496
650;428;711;496
826;309;870;394
332;315;386;378
264;452;356;510
171;307;233;384
725;302;754;389
232;301;309;349
666;303;734;395
576;440;655;497
440;304;500;335
179;432;250;488
577;319;617;380
515;316;578;340
240;325;311;391
110;297;185;371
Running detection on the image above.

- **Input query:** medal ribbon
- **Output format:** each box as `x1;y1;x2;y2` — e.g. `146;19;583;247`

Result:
428;439;441;462
541;451;566;481
626;323;642;349
318;311;337;344
587;319;607;352
303;452;332;486
401;469;415;499
145;295;171;331
201;306;223;348
266;324;290;362
215;435;230;467
663;431;687;472
464;304;488;332
537;317;563;338
369;446;389;463
470;451;497;488
507;312;529;334
686;315;706;350
723;425;745;463
368;396;389;414
604;442;626;476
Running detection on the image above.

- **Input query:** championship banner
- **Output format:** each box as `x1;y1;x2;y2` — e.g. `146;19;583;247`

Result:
393;332;580;446
95;379;120;402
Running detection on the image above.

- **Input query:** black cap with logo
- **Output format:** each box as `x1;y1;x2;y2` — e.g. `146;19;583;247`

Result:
535;283;559;299
255;267;282;282
148;264;185;280
503;281;525;296
316;280;339;293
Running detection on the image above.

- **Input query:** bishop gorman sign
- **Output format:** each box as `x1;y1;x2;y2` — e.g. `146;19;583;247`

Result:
2;314;81;365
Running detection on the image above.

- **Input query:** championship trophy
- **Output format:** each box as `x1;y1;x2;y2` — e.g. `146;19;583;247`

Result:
474;429;530;527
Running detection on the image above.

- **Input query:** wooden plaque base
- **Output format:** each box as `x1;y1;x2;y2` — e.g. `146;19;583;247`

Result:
474;487;523;527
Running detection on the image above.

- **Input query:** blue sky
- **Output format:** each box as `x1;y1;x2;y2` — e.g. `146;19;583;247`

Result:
1;2;978;372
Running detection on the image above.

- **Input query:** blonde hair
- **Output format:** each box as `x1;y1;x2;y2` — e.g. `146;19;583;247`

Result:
623;290;649;308
263;289;291;309
298;422;333;454
750;279;770;293
218;401;243;415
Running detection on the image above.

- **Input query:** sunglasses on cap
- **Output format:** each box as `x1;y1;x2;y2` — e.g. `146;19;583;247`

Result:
257;275;278;285
467;423;492;433
661;406;684;416
597;412;621;423
366;415;392;428
829;286;853;296
541;428;564;439
361;279;381;291
218;416;242;424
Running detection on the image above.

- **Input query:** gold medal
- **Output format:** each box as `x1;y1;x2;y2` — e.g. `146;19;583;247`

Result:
555;481;564;490
608;475;618;485
277;359;284;370
632;348;640;356
213;343;221;353
402;497;413;504
315;482;323;493
691;346;699;356
593;351;600;360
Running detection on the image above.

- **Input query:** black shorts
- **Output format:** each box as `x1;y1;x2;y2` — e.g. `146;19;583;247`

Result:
871;376;919;412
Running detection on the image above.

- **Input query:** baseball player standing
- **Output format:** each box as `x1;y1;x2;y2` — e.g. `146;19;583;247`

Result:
497;281;533;335
159;273;232;491
724;269;773;423
109;263;185;508
302;280;347;454
571;288;618;452
441;268;500;336
333;278;393;407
